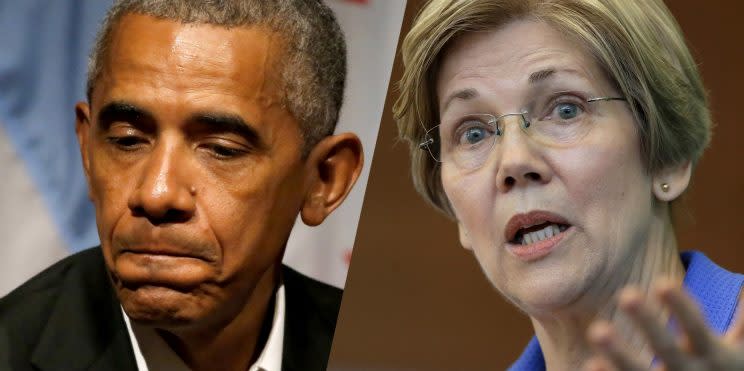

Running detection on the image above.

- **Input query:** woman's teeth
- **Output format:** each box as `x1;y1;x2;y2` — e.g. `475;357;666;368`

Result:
521;224;562;245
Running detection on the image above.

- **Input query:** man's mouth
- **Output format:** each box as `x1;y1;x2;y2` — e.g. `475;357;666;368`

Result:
113;244;217;289
121;248;199;259
116;243;218;265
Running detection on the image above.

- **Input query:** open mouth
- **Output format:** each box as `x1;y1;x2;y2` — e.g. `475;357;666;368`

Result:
511;222;570;245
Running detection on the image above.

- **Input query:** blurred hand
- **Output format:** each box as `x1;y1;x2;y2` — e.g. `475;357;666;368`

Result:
583;280;744;371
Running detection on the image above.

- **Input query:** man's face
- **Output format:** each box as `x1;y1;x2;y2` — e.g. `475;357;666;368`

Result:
77;14;308;327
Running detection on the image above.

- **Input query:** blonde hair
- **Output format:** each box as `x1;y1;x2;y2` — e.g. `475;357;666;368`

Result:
394;0;711;217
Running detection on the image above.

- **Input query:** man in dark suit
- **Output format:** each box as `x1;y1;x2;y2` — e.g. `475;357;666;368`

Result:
0;1;363;370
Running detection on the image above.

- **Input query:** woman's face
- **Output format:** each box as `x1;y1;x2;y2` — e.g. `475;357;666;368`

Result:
437;19;657;314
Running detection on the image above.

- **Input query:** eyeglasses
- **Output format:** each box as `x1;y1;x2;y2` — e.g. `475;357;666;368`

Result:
419;93;626;171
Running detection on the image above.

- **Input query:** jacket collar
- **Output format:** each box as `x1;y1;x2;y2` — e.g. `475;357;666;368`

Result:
28;249;340;371
30;249;137;371
280;265;341;371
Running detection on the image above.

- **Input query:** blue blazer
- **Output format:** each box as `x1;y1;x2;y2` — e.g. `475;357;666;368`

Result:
510;251;744;371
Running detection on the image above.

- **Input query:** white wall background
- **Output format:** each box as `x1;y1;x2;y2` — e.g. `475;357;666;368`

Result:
0;0;405;295
283;0;406;288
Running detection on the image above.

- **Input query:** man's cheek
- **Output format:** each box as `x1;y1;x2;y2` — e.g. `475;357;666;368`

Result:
91;183;129;238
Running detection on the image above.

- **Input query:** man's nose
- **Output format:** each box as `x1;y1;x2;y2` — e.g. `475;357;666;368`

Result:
127;141;196;224
493;117;552;193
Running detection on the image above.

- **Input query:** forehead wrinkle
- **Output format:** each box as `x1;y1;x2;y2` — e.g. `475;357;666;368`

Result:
111;15;284;103
437;37;565;114
170;29;235;75
516;43;606;90
437;65;517;117
105;20;238;94
168;26;275;100
100;16;296;150
441;48;600;107
441;20;606;92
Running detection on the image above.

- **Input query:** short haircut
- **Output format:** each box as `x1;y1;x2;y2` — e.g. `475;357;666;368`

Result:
87;0;347;154
394;0;711;217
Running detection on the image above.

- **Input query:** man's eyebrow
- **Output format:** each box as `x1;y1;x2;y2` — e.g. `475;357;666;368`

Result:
97;101;155;128
441;87;479;112
188;112;265;148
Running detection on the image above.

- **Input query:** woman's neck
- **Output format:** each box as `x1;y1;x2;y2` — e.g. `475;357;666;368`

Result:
531;210;686;370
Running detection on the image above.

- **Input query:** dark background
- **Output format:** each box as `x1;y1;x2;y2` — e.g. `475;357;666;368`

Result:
328;0;744;370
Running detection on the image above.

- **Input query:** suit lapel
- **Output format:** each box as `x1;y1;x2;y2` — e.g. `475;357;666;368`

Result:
280;265;341;371
27;256;340;371
30;248;137;371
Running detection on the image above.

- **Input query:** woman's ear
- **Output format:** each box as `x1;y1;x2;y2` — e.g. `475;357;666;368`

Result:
652;160;692;202
300;132;364;226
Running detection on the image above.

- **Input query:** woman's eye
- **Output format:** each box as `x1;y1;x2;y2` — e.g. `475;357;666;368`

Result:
465;127;486;144
554;102;583;120
457;122;493;145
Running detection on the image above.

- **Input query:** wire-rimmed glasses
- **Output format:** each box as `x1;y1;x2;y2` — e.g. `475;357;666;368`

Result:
419;94;626;171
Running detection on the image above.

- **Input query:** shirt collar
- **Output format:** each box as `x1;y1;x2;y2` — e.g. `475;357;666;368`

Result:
251;284;285;371
122;284;286;371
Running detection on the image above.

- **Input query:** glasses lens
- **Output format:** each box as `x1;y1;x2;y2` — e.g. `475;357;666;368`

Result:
428;93;619;170
526;94;596;147
440;114;498;170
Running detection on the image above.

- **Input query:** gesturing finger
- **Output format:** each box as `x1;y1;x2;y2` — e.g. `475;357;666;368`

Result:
655;280;719;356
723;290;744;345
587;320;646;371
616;287;688;370
582;355;616;371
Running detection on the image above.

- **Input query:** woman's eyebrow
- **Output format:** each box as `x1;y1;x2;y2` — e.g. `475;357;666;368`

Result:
528;68;556;84
440;68;592;115
441;87;479;112
528;67;586;85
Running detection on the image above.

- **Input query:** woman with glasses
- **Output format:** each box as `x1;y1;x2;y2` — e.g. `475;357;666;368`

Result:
394;0;744;369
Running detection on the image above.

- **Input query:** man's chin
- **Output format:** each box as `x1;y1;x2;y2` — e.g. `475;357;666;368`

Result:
118;285;216;329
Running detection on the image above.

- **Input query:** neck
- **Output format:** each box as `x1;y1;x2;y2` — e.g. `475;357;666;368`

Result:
533;208;686;370
162;264;280;371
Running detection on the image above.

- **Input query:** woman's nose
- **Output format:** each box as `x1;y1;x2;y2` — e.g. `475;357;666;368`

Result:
492;118;552;193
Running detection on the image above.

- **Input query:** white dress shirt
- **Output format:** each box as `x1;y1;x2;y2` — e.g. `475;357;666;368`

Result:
122;285;285;371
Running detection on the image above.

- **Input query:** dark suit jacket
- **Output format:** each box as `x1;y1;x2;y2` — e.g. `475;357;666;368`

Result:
0;247;341;371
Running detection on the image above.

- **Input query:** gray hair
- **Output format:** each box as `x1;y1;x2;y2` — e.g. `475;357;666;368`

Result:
87;0;347;154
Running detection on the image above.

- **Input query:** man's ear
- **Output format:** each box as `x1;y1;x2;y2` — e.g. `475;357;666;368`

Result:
652;160;692;202
300;132;363;226
457;221;472;251
75;102;93;199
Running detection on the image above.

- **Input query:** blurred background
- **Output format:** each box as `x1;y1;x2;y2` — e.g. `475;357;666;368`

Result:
0;0;405;295
329;0;744;369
